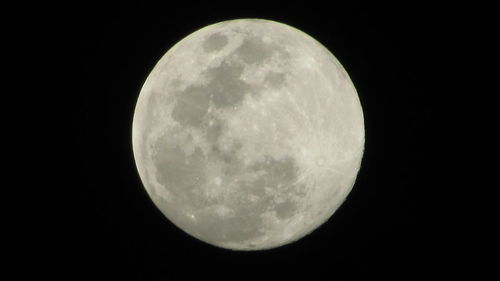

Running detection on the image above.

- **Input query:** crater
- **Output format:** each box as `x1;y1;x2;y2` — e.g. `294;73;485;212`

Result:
202;33;228;52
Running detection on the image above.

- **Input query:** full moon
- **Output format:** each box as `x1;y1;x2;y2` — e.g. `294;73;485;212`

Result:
132;19;364;250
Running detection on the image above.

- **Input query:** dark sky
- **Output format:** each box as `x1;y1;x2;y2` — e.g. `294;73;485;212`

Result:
76;2;460;279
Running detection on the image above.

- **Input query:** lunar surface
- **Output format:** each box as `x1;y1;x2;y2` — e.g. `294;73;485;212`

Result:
132;19;364;250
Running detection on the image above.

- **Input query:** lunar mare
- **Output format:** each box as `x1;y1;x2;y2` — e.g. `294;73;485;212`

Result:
132;19;364;250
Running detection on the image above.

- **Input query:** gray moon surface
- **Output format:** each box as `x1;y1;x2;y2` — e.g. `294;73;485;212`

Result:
132;19;364;250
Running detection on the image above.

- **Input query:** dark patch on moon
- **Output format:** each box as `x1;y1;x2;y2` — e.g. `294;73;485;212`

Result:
171;86;211;127
149;126;306;245
252;156;298;187
170;34;293;129
205;118;224;144
201;155;303;244
184;154;304;245
202;33;228;52
206;61;251;108
264;71;286;88
170;60;252;128
193;207;266;244
235;36;274;64
237;156;303;221
140;92;161;151
151;135;206;198
252;156;304;219
170;77;183;89
274;199;298;219
208;140;244;178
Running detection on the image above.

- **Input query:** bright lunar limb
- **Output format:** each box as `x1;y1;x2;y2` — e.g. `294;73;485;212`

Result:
132;19;364;250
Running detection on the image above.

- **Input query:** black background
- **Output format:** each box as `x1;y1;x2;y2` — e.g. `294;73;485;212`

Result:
76;2;452;279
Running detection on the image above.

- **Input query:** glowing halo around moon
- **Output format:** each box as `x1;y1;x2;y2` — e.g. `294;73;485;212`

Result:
132;19;364;250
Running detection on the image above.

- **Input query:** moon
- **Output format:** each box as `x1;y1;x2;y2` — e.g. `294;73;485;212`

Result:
132;19;364;250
